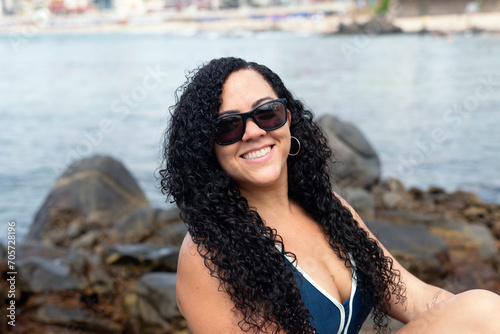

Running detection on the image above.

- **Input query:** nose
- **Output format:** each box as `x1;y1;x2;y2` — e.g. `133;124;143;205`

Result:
241;118;266;142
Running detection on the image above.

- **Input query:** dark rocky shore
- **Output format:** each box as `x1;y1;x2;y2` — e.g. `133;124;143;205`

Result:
2;116;499;333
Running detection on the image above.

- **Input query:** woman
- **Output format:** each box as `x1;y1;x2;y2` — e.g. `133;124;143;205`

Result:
160;57;500;333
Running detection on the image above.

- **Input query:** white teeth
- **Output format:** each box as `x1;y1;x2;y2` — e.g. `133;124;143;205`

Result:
243;146;271;160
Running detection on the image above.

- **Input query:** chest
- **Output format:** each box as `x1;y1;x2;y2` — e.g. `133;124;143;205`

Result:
271;215;354;304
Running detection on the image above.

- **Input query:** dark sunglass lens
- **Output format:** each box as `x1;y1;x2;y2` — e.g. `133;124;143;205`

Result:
216;116;244;143
254;101;286;129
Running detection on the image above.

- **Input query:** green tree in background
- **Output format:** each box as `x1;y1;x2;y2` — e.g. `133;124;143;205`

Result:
374;0;391;16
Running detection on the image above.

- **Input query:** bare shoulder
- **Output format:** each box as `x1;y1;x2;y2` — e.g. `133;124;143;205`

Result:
176;233;220;313
176;233;243;334
177;232;203;274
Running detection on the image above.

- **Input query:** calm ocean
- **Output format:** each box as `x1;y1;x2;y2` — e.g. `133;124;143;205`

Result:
1;31;499;242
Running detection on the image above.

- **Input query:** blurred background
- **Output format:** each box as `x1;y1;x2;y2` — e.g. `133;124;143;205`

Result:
3;0;500;242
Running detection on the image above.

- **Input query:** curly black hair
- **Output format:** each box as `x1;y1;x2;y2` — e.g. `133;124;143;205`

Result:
159;57;406;333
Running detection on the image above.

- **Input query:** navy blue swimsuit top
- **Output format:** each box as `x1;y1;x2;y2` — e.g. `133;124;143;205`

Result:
283;253;373;334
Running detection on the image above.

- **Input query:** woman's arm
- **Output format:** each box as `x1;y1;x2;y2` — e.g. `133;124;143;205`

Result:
176;233;243;334
176;233;282;334
337;193;500;333
335;193;453;322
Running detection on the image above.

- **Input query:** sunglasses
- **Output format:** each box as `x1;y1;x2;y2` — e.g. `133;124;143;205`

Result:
214;98;288;145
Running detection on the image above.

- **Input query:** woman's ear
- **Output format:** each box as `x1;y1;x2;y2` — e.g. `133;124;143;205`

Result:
287;110;292;125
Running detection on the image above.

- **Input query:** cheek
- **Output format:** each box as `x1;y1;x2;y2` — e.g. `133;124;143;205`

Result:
282;126;292;154
214;145;233;171
214;146;224;165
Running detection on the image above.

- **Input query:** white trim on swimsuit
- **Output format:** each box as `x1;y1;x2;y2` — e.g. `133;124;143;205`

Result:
276;245;358;334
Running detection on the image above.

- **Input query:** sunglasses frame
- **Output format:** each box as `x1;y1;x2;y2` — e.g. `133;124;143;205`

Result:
215;98;288;145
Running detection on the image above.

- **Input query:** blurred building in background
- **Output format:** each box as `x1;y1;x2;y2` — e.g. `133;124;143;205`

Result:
0;0;324;15
398;0;500;16
1;0;500;23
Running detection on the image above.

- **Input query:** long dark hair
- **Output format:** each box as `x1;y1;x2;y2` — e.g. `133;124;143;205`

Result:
159;57;405;333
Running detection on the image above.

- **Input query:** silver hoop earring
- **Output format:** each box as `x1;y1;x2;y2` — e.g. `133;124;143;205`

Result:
289;136;301;156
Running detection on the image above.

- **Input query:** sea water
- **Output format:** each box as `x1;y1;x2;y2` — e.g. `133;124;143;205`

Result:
1;31;499;242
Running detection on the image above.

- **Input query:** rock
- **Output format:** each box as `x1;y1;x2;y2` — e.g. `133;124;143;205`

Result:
127;272;181;333
463;205;489;221
18;257;84;293
371;203;500;292
0;243;7;333
382;193;402;210
492;221;500;240
375;210;445;226
402;186;500;235
67;219;85;239
26;155;150;248
362;17;403;34
17;242;69;260
0;242;7;270
366;220;449;284
103;244;179;277
34;304;123;333
16;243;89;293
9;155;192;333
72;230;101;251
337;17;403;35
407;187;484;217
107;207;186;247
342;187;375;219
156;222;188;248
86;254;115;295
319;115;381;189
469;224;500;263
429;220;500;266
372;178;412;211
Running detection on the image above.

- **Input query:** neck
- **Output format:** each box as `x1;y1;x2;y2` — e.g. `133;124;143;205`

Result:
239;181;294;225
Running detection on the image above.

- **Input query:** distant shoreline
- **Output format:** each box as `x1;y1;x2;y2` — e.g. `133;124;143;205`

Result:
1;6;500;35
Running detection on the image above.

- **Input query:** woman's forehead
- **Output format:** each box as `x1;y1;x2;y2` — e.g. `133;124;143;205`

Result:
220;70;275;110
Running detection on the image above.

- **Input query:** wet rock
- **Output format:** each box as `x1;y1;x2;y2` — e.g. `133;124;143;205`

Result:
375;210;445;226
13;156;189;333
17;242;69;260
0;243;7;333
107;207;186;247
34;304;123;333
156;222;188;248
319;115;381;189
366;220;449;284
18;257;84;293
0;242;7;270
72;230;100;251
337;17;403;35
463;205;489;221
128;272;181;333
407;187;485;218
86;254;115;295
372;178;412;211
103;244;179;273
492;221;500;240
26;155;150;248
429;220;500;266
16;243;89;293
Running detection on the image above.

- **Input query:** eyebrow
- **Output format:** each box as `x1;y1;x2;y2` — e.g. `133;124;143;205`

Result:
218;96;274;116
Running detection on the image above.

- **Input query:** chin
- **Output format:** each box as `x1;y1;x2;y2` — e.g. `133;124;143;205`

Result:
242;170;285;188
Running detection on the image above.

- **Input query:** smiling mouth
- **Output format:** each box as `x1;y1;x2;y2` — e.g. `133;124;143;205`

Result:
242;146;272;160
